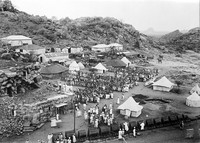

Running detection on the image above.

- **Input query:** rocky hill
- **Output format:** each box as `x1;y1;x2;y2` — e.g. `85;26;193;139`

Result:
0;10;160;50
159;30;183;43
163;28;200;52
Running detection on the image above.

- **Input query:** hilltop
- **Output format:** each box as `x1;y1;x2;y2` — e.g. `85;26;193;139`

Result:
159;30;183;43
163;27;200;52
0;10;160;50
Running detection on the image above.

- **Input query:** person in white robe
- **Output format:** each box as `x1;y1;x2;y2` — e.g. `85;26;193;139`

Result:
72;134;76;143
84;111;88;120
109;102;113;109
110;93;114;99
133;127;136;138
95;107;99;115
109;108;113;115
47;133;53;143
118;129;122;139
140;122;145;130
95;119;98;128
117;97;120;104
124;122;129;132
83;103;86;111
107;118;111;126
56;113;59;120
68;137;71;143
97;97;100;103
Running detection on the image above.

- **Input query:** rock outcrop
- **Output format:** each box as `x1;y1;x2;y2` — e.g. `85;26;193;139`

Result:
0;11;160;50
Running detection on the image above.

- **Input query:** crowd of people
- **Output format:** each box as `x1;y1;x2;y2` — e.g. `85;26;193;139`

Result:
46;132;76;143
84;103;115;128
62;66;158;105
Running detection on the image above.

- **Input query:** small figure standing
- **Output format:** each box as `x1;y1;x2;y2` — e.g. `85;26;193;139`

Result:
68;137;71;143
133;127;136;138
118;129;122;140
47;133;53;143
121;93;125;100
83;103;86;111
179;121;184;130
56;113;59;120
117;97;120;104
72;134;76;143
140;122;145;130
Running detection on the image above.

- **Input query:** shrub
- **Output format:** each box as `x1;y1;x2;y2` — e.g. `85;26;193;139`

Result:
1;52;12;60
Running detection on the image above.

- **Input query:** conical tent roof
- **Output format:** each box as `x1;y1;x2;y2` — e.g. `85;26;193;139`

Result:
94;63;107;70
105;59;126;68
118;97;143;111
69;61;80;71
187;92;200;101
190;84;200;94
121;57;131;65
39;64;67;74
152;76;174;88
78;62;85;69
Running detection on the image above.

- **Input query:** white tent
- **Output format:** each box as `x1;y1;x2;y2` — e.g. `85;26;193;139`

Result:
69;61;80;71
190;84;200;95
152;76;175;92
186;92;200;107
78;62;85;70
94;63;108;74
118;97;143;117
121;57;131;67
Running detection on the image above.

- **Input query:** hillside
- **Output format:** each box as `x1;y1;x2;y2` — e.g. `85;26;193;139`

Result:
0;11;160;50
159;30;183;43
164;28;200;52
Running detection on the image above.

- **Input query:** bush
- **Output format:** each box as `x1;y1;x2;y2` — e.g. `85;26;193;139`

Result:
1;52;12;60
171;88;182;94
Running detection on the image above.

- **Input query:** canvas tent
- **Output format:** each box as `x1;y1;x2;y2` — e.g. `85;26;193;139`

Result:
69;61;80;71
186;92;200;107
91;44;110;52
109;43;123;51
105;59;126;68
1;35;32;47
152;76;174;92
117;97;143;117
94;63;108;74
121;57;131;67
78;62;85;70
190;84;200;95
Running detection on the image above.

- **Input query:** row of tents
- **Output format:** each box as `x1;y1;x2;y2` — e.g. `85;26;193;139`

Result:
186;84;200;107
39;57;132;75
117;83;200;119
145;76;200;108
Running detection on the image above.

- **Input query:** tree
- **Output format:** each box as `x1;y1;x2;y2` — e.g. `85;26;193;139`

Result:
175;80;183;94
175;80;183;88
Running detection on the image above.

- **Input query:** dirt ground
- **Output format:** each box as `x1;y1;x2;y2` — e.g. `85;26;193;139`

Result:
2;52;200;143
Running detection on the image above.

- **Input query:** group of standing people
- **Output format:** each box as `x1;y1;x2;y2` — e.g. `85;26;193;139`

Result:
83;103;115;128
47;132;76;143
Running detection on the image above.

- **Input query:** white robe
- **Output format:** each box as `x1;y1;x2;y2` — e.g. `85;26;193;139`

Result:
140;122;145;130
72;135;76;143
124;122;129;132
95;120;98;128
133;128;136;137
109;108;113;115
117;98;120;104
118;130;122;139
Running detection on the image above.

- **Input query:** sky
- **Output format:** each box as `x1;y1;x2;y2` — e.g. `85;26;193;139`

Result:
11;0;199;32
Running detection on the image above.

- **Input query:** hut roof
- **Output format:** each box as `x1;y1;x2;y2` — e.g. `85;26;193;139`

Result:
105;59;126;68
39;64;67;74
